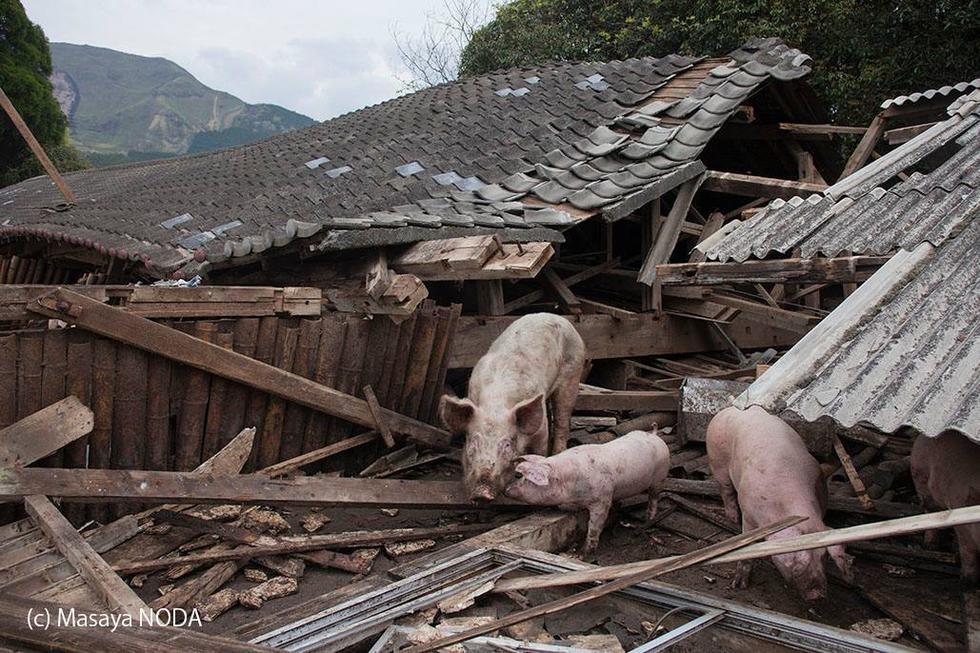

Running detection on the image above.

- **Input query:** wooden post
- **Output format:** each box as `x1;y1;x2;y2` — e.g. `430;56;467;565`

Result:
475;280;505;315
201;330;234;461
111;344;148;517
144;354;172;471
279;318;321;461
400;303;438;417
0;86;77;204
0;334;17;430
175;322;215;471
63;332;93;525
840;113;887;179
39;329;68;467
333;317;371;471
639;198;661;312
88;339;116;523
219;318;259;444
303;315;347;458
258;321;299;468
418;304;459;424
243;316;278;471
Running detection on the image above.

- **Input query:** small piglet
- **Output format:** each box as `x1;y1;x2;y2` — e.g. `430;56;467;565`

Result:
707;406;853;601
912;430;980;583
503;430;670;556
440;313;586;502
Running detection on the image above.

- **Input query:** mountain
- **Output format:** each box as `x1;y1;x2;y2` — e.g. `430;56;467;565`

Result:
49;43;315;163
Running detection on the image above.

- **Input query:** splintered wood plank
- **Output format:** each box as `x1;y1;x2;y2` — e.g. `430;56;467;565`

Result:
363;386;396;448
0;468;525;510
841;113;887;179
0;396;93;468
398;241;554;281
393;235;500;276
832;435;875;511
658;256;889;286
638;175;704;286
27;288;450;449
540;268;582;314
24;495;147;618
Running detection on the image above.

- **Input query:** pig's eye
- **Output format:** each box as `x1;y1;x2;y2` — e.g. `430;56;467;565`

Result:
514;471;523;480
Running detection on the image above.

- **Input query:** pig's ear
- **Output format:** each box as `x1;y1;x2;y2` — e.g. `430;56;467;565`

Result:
521;461;551;487
439;395;475;434
513;394;545;435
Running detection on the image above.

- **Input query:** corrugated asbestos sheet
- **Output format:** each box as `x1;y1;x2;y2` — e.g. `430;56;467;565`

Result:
735;211;980;442
0;38;811;278
702;90;980;262
881;77;980;110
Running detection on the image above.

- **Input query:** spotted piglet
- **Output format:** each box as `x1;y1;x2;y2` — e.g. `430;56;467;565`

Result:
503;430;670;556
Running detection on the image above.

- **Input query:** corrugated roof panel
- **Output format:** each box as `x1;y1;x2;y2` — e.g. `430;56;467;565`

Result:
736;213;980;442
705;92;980;262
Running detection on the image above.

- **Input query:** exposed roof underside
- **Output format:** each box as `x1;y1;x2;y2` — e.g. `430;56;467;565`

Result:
736;212;980;442
0;38;811;278
702;90;980;262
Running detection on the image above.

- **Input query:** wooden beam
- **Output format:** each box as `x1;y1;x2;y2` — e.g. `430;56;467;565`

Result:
706;292;821;333
688;211;725;263
778;123;867;135
259;431;379;478
363;385;396;448
841;113;887;179
502;258;621;314
0;86;77;204
574;388;677;412
539;268;582;314
0;285;322;320
0;467;527;509
702;170;827;200
884;121;939;145
0;395;92;468
657;256;888;286
449;312;803;368
27;287;449;448
638;176;705;286
577;298;635;320
493;505;980;593
405;517;801;653
24;495;148;617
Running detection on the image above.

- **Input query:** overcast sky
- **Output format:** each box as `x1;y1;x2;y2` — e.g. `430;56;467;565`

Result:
22;0;496;121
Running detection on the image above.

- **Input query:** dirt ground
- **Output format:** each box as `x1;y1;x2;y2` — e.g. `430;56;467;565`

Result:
145;459;967;651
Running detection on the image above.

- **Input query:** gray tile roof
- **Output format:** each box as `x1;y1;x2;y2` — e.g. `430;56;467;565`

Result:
735;209;980;442
702;90;980;262
0;38;812;279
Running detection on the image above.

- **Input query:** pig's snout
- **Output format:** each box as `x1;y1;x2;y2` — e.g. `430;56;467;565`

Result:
470;483;496;502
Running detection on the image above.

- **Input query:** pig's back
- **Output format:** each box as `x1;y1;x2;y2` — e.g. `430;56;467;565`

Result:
714;407;821;509
558;431;667;498
470;314;580;401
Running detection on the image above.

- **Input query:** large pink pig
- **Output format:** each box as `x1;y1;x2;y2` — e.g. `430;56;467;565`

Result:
439;313;586;502
911;430;980;583
707;406;853;600
503;430;670;556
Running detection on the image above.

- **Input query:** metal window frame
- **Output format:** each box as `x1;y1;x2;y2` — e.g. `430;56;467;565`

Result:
251;544;914;653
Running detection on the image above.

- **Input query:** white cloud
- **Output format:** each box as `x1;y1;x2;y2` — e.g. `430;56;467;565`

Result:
21;0;495;121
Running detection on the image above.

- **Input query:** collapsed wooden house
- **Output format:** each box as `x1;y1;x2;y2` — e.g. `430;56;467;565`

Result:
0;36;978;651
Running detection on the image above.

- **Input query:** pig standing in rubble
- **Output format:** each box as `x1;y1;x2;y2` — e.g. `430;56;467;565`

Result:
707;406;853;600
912;430;980;583
504;429;670;556
439;313;586;502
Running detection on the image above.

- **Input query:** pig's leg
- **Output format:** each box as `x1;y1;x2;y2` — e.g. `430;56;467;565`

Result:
646;491;660;521
732;515;756;589
583;497;612;558
717;475;741;524
548;367;581;454
956;526;980;584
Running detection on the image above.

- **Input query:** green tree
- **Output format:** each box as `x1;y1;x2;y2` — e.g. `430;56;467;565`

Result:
0;0;88;187
460;0;980;125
